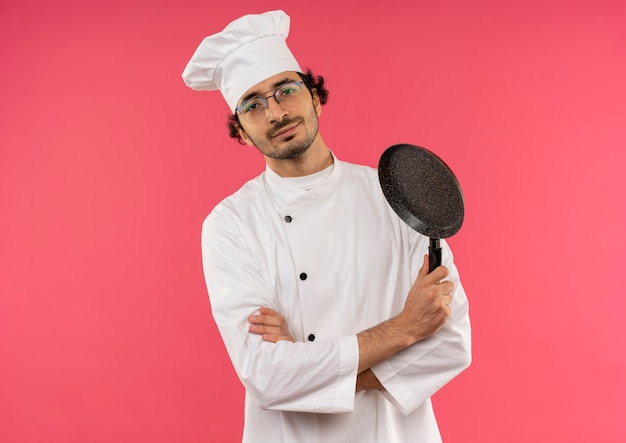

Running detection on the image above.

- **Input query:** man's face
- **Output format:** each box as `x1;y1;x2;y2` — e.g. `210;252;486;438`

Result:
236;71;322;160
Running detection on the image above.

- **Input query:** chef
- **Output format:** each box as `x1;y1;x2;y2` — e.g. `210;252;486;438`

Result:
182;10;471;443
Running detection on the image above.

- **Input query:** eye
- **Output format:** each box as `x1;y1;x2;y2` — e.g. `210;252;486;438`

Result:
279;87;296;96
242;99;263;113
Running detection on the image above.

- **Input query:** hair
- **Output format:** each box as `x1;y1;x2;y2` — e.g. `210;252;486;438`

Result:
227;69;329;144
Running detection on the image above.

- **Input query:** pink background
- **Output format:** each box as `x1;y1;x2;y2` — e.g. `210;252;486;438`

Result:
2;0;625;441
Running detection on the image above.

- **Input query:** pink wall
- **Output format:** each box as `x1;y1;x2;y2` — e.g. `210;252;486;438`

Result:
2;0;625;441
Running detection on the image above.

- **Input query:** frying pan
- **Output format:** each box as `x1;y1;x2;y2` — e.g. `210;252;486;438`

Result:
378;144;464;273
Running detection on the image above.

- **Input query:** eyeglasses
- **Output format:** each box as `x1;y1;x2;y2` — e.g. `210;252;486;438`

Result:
236;81;304;123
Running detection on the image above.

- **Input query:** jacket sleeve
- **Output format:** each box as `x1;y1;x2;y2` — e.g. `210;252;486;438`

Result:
370;238;472;416
201;207;360;413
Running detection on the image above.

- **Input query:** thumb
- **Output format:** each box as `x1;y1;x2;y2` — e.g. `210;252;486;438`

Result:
417;254;430;281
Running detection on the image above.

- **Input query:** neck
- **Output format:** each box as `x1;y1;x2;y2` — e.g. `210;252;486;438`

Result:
265;134;333;177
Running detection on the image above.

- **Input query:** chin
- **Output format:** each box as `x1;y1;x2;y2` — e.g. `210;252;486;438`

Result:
264;141;310;160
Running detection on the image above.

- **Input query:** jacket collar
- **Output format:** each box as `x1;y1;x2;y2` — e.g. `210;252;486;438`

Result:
263;151;342;210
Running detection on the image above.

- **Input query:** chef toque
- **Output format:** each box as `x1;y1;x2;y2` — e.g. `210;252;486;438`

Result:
182;10;302;112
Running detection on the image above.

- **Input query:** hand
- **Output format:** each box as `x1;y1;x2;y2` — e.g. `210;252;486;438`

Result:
356;255;455;373
248;307;295;343
399;254;454;343
356;369;383;391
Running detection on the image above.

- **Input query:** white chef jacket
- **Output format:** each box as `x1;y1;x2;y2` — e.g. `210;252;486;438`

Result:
201;154;471;443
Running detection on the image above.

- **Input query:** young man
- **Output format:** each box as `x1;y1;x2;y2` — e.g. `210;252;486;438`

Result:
182;10;471;442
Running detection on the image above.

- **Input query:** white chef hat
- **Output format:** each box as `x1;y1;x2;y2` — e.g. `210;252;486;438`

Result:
181;10;302;112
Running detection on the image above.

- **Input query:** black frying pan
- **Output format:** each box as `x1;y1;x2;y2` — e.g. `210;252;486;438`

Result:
378;144;464;273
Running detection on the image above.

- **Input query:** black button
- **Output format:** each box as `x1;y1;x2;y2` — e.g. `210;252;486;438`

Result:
299;273;307;280
308;334;316;341
284;215;292;223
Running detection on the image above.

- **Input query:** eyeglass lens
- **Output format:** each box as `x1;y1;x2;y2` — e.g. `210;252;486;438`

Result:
238;82;303;123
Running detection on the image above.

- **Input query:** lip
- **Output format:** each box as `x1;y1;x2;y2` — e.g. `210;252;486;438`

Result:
271;122;299;138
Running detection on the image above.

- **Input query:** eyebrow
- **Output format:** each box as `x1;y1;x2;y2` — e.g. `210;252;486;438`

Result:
239;77;298;104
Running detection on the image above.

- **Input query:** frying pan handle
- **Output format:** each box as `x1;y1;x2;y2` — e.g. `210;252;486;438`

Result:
429;238;442;273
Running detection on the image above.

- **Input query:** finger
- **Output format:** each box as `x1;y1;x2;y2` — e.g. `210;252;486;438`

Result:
262;333;278;343
417;255;430;280
249;324;286;335
429;265;450;283
260;307;288;326
417;256;451;286
248;314;284;327
259;307;283;319
250;307;286;325
438;280;455;296
250;322;295;342
262;333;295;343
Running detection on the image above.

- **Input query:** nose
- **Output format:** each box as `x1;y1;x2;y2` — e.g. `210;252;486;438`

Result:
265;95;288;122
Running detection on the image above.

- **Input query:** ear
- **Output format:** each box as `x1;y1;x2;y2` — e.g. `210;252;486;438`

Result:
237;124;255;147
311;89;322;117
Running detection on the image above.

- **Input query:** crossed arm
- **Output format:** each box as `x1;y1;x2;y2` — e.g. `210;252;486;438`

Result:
248;255;454;392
